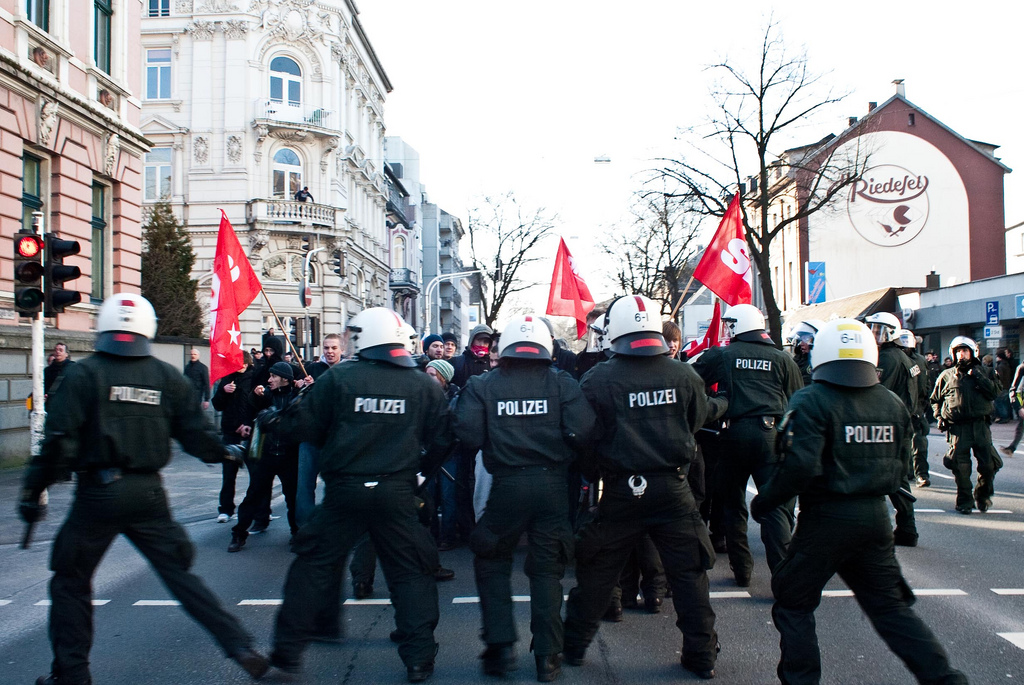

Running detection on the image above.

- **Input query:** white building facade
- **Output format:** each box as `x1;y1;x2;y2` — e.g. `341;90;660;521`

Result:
141;0;392;354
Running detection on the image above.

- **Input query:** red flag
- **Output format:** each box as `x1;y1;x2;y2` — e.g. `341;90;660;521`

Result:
210;211;262;386
692;194;753;306
682;301;723;359
546;238;596;339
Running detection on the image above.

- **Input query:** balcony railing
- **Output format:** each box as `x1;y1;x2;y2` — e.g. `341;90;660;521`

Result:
389;268;418;289
247;199;336;228
253;99;336;130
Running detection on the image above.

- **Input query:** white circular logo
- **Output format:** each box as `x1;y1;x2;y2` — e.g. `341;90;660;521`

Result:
847;164;929;247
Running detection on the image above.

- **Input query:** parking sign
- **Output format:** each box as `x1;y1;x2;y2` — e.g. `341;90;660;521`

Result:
986;301;999;325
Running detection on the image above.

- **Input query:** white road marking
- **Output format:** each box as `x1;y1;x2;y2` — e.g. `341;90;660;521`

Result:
983;510;1014;514
92;600;111;605
239;599;283;605
822;590;854;597
343;598;391;605
710;591;750;598
0;600;12;606
452;597;480;604
928;471;955;480
915;509;945;513
512;596;531;602
34;600;50;606
992;589;1024;595
912;589;967;596
133;600;181;606
998;633;1024;650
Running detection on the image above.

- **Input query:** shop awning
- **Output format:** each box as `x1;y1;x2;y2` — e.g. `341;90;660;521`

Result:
781;288;899;335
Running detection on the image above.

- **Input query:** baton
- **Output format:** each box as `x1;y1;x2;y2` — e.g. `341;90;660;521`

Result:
896;486;917;503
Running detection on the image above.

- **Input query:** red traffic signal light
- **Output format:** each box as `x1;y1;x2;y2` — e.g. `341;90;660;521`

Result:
14;230;44;316
17;234;42;258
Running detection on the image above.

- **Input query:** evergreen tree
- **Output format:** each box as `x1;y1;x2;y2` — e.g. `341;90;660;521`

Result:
141;202;204;337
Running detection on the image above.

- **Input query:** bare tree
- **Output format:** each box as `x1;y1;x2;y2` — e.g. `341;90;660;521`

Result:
655;22;872;345
466;192;558;328
600;188;703;316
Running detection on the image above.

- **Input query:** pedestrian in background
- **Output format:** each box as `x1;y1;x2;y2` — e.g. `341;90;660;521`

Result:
211;351;256;523
43;342;75;404
183;346;211;410
20;294;267;685
441;332;458;360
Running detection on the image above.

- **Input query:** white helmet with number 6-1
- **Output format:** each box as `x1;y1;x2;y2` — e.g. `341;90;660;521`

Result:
948;336;979;360
499;314;553;360
607;295;669;356
347;307;417;367
95;292;159;357
809;318;879;387
722;304;766;337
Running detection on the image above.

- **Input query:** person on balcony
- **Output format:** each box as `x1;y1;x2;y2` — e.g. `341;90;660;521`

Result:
294;186;314;203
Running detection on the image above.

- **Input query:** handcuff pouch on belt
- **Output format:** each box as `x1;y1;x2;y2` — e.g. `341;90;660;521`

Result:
628;475;648;498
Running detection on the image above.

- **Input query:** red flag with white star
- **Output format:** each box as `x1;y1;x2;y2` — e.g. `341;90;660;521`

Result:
545;237;595;339
210;210;262;386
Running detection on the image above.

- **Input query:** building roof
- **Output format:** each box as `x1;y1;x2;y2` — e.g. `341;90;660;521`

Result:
781;287;899;334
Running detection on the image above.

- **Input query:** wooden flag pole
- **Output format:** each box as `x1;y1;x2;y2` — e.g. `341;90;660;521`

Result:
669;273;699;320
260;288;308;379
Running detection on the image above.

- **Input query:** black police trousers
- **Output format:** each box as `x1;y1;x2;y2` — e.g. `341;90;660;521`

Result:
611;533;666;607
771;497;967;685
273;476;440;668
911;413;931;481
564;474;717;672
48;474;252;683
945;420;1002;511
470;468;573;656
706;418;795;579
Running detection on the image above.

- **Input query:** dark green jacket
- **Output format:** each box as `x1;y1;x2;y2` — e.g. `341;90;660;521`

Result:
453;364;596;475
25;353;224;493
580;354;708;475
930;361;998;424
691;338;803;419
908;350;930;417
877;343;915;413
281;358;453;478
756;382;910;510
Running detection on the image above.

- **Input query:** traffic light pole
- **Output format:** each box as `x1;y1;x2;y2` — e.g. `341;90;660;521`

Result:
30;211;45;456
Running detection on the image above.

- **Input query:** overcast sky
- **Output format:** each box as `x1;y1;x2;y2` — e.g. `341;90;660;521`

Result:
358;1;1024;310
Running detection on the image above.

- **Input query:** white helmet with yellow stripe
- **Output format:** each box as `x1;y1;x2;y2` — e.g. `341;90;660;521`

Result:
809;318;879;387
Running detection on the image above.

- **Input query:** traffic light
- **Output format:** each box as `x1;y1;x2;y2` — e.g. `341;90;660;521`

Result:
330;250;343;277
44;233;82;316
13;229;44;316
300;234;312;251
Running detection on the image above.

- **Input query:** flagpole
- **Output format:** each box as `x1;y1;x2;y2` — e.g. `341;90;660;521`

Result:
259;288;309;379
669;272;699;320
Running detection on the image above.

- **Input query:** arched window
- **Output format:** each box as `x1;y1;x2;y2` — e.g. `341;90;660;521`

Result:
393;235;407;270
270;56;302;108
273;148;302;198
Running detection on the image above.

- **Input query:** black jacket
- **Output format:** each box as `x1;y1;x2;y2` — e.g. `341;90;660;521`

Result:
44;358;75;397
183;360;210;402
692;336;803;419
451;347;490;389
250;384;299;458
212;368;255;440
454;364;596;475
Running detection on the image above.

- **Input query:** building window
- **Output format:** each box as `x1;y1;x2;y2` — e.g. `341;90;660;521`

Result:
393;235;407;269
27;0;49;31
270;56;302;107
94;0;112;74
147;0;169;17
144;147;172;201
145;49;172;100
91;183;108;301
272;148;302;198
22;154;43;232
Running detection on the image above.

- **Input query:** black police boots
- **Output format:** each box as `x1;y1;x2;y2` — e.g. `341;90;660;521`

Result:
353;581;374;599
536;654;562;682
231;648;270;680
407;661;434;682
481;643;517;677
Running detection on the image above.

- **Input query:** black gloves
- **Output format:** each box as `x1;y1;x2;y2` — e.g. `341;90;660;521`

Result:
18;488;46;524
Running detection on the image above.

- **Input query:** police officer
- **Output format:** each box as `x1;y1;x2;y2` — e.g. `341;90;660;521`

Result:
862;312;919;545
19;293;268;685
896;329;933;488
453;314;596;682
750;319;968;685
692;303;802;587
931;336;1002;515
787;319;823;387
269;308;452;683
564;295;720;680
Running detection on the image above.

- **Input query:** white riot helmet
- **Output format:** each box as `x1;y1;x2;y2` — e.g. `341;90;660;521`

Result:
948;336;979;360
95;292;158;357
606;295;669;356
809;318;879;387
894;328;917;349
499;314;553;360
399;320;418;353
861;311;901;344
722;304;766;337
787;319;825;351
347;307;417;367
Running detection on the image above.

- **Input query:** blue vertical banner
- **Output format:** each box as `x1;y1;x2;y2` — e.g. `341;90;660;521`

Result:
806;262;826;304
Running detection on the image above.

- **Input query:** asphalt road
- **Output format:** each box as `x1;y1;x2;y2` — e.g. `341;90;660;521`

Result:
2;424;1023;684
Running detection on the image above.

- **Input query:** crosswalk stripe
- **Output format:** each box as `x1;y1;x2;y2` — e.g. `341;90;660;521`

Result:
239;599;283;605
998;633;1024;650
133;600;181;606
992;589;1024;595
343;598;391;605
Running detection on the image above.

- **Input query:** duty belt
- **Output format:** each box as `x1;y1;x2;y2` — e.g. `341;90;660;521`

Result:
732;415;780;430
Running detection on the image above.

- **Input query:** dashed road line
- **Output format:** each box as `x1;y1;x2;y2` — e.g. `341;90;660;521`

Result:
710;591;751;598
0;600;12;606
992;589;1024;595
998;633;1024;650
928;471;955;480
823;590;854;597
911;589;967;596
344;598;391;605
133;600;181;606
239;599;282;605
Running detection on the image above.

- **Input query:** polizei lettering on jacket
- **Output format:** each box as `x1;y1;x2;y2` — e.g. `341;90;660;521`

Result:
354;397;407;414
844;425;895;444
497;399;549;416
628;388;678;408
736;359;773;371
109;386;162;406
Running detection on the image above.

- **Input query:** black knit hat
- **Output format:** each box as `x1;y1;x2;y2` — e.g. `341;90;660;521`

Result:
269;361;294;381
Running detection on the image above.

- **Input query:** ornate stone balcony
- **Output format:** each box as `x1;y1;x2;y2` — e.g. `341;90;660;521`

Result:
247;198;337;228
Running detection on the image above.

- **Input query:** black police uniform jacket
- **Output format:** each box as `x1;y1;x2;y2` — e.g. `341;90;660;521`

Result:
25;353;225;493
877;343;916;413
453;364;596;475
755;381;911;510
692;334;803;419
282;358;453;478
580;354;708;475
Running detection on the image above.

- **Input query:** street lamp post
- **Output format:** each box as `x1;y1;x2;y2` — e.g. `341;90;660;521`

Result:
424;269;480;336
